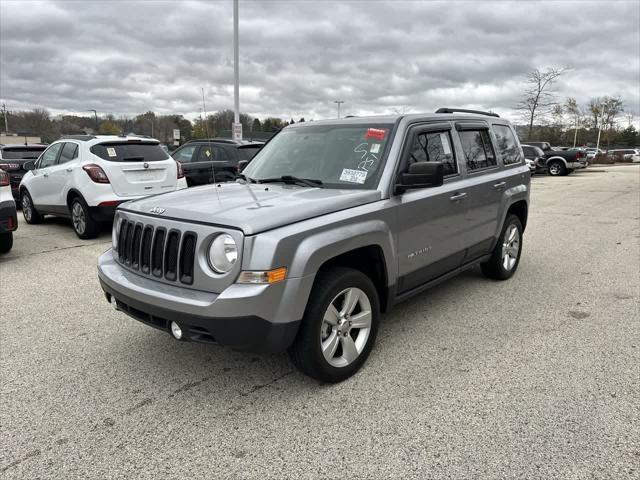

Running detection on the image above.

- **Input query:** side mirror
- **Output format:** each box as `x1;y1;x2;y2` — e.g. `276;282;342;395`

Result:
396;162;444;193
237;160;249;172
23;161;36;171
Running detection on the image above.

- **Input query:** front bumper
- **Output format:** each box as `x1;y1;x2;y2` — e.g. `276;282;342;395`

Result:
97;249;310;352
0;200;18;233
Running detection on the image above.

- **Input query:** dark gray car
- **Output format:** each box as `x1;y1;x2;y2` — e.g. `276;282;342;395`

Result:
98;109;530;382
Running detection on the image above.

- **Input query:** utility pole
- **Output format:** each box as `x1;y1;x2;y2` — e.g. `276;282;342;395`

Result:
232;0;242;141
87;109;98;132
334;100;344;119
1;103;8;133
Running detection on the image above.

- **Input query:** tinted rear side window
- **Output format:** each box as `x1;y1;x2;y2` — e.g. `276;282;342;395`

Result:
237;146;261;160
90;142;169;162
1;147;46;159
59;143;79;164
493;125;522;165
458;130;497;171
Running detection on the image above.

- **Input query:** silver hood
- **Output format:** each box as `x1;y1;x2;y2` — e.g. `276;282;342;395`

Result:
119;182;382;235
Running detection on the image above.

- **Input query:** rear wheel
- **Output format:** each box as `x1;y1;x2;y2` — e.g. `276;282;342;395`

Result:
289;267;380;383
481;214;523;280
21;190;42;224
0;232;12;253
70;197;99;239
547;161;566;176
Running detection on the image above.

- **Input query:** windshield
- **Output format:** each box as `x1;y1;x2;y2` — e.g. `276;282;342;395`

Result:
242;123;394;189
1;147;46;160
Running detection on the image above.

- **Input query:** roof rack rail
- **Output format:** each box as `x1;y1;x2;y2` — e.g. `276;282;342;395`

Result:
184;138;240;145
435;108;499;118
60;135;97;141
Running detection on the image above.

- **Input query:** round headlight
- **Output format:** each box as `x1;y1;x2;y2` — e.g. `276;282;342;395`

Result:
208;234;238;273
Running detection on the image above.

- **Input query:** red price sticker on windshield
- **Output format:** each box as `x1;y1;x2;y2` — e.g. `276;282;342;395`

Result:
364;128;387;140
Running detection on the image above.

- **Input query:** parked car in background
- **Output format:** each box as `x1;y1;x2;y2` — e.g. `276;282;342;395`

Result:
98;108;530;382
171;139;263;186
526;141;587;176
19;135;187;239
0;144;47;202
0;169;18;253
521;144;546;174
606;149;640;163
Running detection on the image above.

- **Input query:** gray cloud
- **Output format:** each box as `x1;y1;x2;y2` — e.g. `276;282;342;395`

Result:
1;0;638;124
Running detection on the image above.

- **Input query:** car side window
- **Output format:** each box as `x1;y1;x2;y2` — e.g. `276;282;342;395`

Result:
38;143;63;168
173;145;197;163
198;146;228;162
58;142;78;164
458;130;496;172
407;131;457;175
493;125;522;165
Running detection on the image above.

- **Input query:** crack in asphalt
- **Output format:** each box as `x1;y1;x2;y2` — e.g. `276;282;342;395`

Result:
0;241;111;262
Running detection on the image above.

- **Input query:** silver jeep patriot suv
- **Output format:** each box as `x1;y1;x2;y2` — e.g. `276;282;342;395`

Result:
98;108;530;382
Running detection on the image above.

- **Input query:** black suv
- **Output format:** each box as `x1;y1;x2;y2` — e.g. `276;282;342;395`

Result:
171;139;263;186
0;144;47;201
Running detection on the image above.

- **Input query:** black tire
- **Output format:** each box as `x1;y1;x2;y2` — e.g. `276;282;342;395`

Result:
70;196;99;239
288;267;380;383
21;190;43;224
0;232;12;254
567;168;574;174
481;214;523;280
547;160;567;176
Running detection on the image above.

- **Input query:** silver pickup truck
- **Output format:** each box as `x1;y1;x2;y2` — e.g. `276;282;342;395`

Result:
98;108;530;382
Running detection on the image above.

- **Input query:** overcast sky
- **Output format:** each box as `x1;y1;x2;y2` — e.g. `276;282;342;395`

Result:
1;0;639;124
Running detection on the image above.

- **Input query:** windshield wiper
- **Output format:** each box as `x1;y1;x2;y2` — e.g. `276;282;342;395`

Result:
236;173;257;183
257;175;323;188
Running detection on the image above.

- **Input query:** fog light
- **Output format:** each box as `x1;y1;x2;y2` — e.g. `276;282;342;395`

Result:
170;321;183;340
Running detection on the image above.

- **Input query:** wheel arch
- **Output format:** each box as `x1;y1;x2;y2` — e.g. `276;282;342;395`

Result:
506;200;528;232
545;155;567;167
66;188;85;209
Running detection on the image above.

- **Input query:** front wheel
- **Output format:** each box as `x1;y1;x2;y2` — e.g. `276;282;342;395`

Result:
481;214;523;280
21;190;42;224
0;232;12;253
70;197;99;239
288;267;380;383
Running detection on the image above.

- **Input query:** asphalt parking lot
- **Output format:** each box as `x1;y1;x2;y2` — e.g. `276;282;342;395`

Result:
1;165;639;479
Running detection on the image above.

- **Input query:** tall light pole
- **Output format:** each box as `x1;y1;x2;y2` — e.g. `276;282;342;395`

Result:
334;100;344;119
87;109;98;132
232;0;242;140
595;103;606;153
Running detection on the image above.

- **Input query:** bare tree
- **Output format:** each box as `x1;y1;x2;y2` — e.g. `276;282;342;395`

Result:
517;67;568;140
600;96;624;148
565;97;582;147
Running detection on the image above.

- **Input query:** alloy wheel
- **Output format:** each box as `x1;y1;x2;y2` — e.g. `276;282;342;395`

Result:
501;224;520;271
72;202;86;235
22;195;32;221
320;287;372;368
549;163;560;175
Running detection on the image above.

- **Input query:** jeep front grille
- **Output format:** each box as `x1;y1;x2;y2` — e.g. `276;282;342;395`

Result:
117;219;196;285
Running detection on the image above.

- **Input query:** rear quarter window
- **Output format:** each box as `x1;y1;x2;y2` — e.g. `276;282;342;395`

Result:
237;146;261;161
90;142;169;162
493;125;523;165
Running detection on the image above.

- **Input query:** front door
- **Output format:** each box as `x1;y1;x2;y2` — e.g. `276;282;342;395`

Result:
395;123;468;293
28;142;63;209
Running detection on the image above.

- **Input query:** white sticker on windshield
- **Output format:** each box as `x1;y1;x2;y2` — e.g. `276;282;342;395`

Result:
107;147;117;157
370;143;381;154
440;133;451;155
340;168;367;184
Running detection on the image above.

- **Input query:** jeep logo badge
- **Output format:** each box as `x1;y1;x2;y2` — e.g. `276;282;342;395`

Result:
149;207;165;214
143;162;149;169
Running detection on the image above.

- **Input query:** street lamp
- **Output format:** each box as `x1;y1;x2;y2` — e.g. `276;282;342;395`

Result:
334;100;344;119
87;109;98;132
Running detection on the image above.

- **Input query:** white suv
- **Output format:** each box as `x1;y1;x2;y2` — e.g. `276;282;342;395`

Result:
19;135;187;239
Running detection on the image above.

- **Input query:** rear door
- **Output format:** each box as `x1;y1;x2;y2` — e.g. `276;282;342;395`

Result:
453;122;503;260
395;122;468;293
89;140;177;197
47;142;79;208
